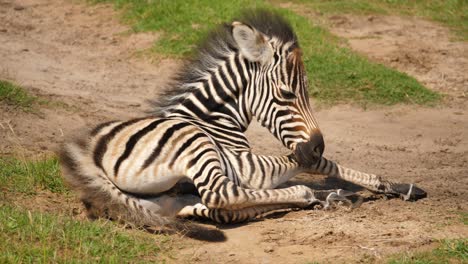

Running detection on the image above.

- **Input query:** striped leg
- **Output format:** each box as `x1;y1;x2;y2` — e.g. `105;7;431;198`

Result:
217;151;363;210
193;170;317;209
313;157;427;201
135;194;295;224
178;203;297;223
186;147;319;210
130;194;292;224
176;189;359;223
223;150;304;189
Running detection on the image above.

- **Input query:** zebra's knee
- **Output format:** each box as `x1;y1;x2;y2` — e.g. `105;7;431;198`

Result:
200;190;225;209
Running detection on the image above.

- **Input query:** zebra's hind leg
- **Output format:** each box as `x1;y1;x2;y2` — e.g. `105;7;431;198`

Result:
176;190;362;224
177;203;298;224
314;157;427;201
313;189;363;209
138;194;203;217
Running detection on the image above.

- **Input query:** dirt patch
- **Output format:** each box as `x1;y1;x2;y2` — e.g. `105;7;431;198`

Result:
2;190;84;218
325;14;468;106
1;0;467;263
0;0;178;155
183;106;468;263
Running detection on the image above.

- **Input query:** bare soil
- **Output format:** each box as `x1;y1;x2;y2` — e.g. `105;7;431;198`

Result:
1;0;467;263
326;14;468;106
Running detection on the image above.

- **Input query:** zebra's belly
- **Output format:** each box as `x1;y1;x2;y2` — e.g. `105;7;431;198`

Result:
107;152;194;194
109;148;191;195
97;118;201;195
112;171;186;195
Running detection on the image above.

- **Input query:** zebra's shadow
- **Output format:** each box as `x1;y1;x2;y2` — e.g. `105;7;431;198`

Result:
216;176;397;231
282;174;365;193
174;176;385;233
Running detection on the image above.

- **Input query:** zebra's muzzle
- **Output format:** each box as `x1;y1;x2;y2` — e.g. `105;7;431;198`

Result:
294;131;325;168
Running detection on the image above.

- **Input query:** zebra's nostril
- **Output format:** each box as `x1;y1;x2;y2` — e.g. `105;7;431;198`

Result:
309;130;325;156
294;130;325;167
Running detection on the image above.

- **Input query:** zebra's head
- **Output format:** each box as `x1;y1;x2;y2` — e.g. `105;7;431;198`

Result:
232;13;324;166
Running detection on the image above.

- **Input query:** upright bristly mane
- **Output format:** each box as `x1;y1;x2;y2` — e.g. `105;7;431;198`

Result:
152;9;298;116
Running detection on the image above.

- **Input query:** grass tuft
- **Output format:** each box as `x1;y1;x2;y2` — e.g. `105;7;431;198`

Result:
0;205;169;263
388;239;468;264
290;0;468;41
94;0;269;57
461;212;468;226
279;9;440;105
0;80;37;110
94;0;439;106
0;156;67;194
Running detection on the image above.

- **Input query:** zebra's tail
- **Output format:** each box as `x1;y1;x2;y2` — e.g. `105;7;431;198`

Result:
59;135;173;228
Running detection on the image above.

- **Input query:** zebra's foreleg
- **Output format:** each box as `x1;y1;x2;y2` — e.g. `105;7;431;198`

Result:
228;151;304;189
187;147;324;209
189;164;318;209
225;152;363;208
312;157;427;201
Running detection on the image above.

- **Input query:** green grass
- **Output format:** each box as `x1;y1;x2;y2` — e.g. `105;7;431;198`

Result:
93;0;439;106
290;0;468;41
0;80;37;110
0;156;67;194
461;212;468;225
388;239;467;264
94;0;269;57
0;80;75;112
0;205;169;263
284;10;440;105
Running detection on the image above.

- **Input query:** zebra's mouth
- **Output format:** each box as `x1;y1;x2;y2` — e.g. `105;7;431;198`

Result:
293;131;325;167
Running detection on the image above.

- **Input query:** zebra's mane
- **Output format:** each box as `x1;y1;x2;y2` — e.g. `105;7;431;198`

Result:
152;9;297;116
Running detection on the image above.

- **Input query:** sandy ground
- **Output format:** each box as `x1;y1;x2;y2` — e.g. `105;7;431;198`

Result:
326;14;468;107
1;0;467;263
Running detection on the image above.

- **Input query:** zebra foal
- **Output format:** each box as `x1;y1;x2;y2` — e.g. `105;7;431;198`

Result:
60;10;426;226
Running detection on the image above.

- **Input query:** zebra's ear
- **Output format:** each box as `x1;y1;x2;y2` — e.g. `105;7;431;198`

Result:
232;21;273;64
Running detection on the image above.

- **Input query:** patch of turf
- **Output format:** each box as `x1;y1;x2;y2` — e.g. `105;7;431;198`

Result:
0;156;67;194
0;80;36;110
279;9;440;106
388;239;468;264
461;212;468;225
94;0;269;57
290;0;468;41
0;205;169;263
93;0;439;105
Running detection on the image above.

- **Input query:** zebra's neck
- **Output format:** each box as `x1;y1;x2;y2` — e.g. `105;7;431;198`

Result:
164;54;254;132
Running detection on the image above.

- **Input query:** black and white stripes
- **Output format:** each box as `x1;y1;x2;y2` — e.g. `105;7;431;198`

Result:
61;10;426;227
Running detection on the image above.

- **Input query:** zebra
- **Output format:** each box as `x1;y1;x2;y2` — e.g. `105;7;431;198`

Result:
60;10;426;226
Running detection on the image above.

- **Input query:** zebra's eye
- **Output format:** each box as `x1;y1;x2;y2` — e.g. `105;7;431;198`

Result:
279;87;297;100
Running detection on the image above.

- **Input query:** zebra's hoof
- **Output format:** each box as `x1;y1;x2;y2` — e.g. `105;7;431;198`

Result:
393;183;427;201
337;189;363;208
312;189;363;210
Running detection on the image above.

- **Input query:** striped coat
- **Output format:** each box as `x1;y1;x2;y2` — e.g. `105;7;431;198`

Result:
61;10;426;226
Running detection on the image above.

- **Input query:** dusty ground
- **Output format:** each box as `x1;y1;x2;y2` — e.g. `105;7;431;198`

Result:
326;14;468;107
1;0;467;263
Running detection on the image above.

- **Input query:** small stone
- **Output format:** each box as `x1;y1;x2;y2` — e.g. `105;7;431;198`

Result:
72;207;81;215
13;5;25;11
264;247;274;253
